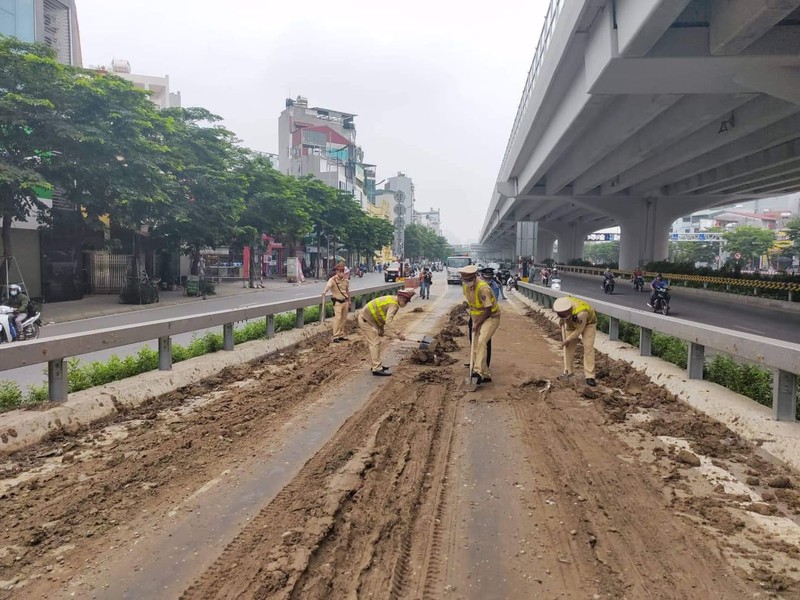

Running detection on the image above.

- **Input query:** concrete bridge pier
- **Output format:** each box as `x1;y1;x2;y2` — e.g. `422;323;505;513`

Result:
603;197;701;270
548;222;597;265
536;229;556;262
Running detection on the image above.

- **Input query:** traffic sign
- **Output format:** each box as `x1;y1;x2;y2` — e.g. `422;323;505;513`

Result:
734;252;741;260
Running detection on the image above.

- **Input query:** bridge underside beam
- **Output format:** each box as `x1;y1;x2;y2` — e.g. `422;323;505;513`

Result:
710;0;800;56
574;94;749;195
667;138;800;195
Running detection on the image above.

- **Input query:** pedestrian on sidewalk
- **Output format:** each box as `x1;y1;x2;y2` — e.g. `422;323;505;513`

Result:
322;262;350;343
553;296;597;387
460;264;501;384
420;267;433;299
357;288;414;376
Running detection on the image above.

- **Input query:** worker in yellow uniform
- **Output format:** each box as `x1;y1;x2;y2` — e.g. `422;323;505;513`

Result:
460;264;500;384
322;262;350;342
358;288;415;376
553;296;597;387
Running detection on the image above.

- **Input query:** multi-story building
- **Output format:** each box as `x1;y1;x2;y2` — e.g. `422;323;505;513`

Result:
1;0;82;66
278;96;369;208
1;0;82;299
413;207;441;236
109;59;181;109
384;172;415;258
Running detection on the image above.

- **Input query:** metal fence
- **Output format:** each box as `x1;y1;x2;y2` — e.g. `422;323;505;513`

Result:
84;251;131;293
0;282;401;403
517;281;800;422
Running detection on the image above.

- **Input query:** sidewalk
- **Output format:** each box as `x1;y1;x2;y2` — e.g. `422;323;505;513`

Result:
41;277;326;325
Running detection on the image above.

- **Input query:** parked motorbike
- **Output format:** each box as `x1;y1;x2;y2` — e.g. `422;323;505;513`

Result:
506;274;520;291
633;275;645;292
651;287;671;315
0;305;42;343
602;277;615;294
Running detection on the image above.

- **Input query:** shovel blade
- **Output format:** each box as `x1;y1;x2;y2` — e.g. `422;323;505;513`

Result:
459;376;479;392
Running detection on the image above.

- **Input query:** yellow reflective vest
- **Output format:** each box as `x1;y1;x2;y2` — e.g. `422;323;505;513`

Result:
567;296;597;325
463;280;500;317
366;295;399;328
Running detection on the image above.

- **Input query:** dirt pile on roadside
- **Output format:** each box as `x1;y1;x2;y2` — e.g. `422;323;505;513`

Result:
447;303;468;326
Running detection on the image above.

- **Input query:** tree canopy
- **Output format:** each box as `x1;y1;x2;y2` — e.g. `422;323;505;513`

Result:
723;226;775;265
1;37;399;280
402;223;451;261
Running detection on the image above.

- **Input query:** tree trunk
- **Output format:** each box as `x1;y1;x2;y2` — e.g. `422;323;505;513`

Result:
316;234;322;279
190;251;200;276
248;239;257;288
1;214;12;289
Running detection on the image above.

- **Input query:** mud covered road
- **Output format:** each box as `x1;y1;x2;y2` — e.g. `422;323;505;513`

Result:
2;290;800;599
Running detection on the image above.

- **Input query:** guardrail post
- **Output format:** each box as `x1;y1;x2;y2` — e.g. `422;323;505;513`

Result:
295;308;305;329
350;296;357;312
158;336;172;371
266;314;275;338
608;317;619;341
48;358;67;403
687;342;704;380
789;291;794;303
773;370;797;422
640;327;652;357
223;323;234;350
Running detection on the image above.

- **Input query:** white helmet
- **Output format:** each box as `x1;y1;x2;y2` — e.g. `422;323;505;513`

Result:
9;284;21;296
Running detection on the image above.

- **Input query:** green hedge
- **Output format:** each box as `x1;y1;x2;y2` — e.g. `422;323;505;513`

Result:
594;313;796;413
0;302;337;413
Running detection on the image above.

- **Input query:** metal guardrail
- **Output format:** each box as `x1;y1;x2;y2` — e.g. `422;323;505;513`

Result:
0;282;402;403
540;265;800;300
518;281;800;422
500;0;565;175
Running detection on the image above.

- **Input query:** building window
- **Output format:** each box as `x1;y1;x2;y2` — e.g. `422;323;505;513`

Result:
43;0;72;65
0;0;35;42
682;217;691;222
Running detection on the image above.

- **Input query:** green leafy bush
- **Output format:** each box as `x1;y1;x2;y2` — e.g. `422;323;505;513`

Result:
707;355;773;407
0;381;23;411
0;304;341;413
199;279;216;295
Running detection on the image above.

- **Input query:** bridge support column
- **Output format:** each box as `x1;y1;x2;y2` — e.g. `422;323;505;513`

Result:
594;197;701;270
548;222;595;264
536;231;556;263
515;221;538;262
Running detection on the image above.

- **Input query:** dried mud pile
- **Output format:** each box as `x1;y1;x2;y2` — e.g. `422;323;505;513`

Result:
0;301;799;599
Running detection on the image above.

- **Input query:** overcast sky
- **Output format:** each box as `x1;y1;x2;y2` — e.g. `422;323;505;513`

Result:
75;0;549;244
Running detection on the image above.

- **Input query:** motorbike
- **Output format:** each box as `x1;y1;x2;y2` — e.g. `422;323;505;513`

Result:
506;274;520;291
633;275;645;292
602;276;615;294
651;287;671;315
0;305;42;343
550;277;562;291
354;267;364;278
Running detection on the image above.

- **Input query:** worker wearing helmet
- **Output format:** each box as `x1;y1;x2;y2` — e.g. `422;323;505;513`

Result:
460;264;501;384
553;296;597;387
358;288;415;376
6;284;29;339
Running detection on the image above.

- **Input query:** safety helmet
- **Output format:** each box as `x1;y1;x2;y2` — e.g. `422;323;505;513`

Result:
9;284;21;296
553;297;573;314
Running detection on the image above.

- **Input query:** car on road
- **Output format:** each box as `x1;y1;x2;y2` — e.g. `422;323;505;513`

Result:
384;261;401;282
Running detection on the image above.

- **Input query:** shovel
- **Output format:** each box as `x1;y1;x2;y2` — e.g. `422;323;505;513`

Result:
460;326;478;392
407;335;434;351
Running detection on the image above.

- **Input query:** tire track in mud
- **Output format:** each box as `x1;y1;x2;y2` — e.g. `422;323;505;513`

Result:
180;373;459;600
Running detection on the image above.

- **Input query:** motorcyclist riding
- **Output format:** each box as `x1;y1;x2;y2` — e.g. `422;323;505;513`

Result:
648;274;668;308
6;284;29;339
633;266;645;291
602;268;615;292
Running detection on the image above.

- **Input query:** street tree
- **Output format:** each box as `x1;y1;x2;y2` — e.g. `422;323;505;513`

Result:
670;241;717;265
151;107;246;280
786;218;800;250
723;225;775;268
0;37;74;269
239;156;312;286
583;241;619;265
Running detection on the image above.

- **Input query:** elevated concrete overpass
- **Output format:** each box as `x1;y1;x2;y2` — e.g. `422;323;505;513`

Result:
481;0;800;269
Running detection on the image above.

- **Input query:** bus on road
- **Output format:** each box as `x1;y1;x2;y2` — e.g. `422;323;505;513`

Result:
445;256;472;284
